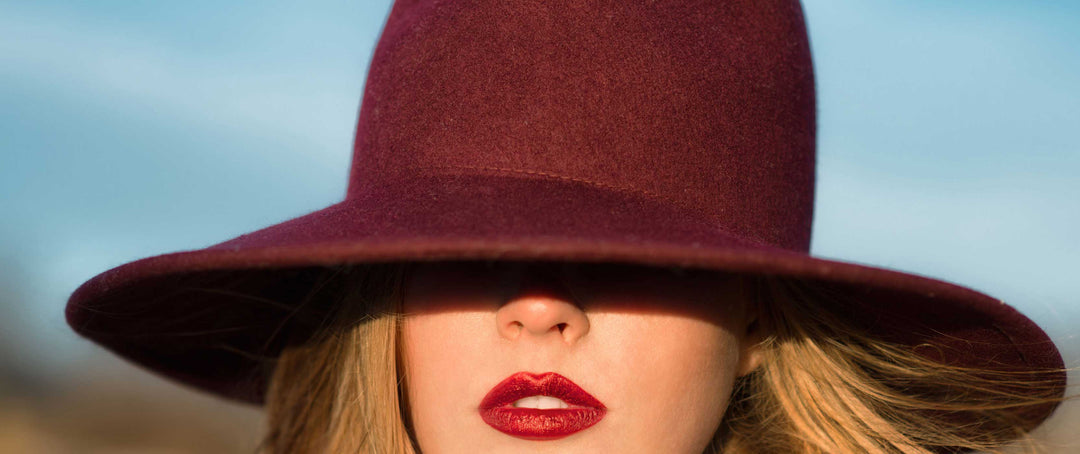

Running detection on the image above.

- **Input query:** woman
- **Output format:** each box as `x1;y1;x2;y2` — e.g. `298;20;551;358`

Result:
257;261;1064;453
66;1;1068;453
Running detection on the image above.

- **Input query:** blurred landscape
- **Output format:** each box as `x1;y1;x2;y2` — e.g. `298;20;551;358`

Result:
2;0;1078;452
0;353;262;453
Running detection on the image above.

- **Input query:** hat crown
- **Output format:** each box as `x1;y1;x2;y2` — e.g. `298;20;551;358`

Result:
349;0;816;251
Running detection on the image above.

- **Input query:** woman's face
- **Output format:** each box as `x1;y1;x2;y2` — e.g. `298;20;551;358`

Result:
401;261;764;454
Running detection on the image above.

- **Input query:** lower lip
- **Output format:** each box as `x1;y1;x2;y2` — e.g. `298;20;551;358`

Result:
479;407;606;439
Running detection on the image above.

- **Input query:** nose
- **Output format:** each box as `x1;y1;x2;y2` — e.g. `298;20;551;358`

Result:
496;264;590;345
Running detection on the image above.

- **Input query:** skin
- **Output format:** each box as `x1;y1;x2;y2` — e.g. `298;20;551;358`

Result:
401;261;766;454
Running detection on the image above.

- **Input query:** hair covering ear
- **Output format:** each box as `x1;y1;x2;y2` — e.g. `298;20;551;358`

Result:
736;278;768;378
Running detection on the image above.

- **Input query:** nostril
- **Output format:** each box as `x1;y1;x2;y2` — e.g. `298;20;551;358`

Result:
557;323;567;333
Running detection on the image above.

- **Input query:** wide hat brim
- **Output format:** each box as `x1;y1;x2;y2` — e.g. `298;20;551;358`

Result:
66;172;1066;424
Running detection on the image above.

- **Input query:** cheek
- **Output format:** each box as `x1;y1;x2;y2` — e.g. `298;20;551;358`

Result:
402;313;470;404
401;313;494;444
595;313;741;448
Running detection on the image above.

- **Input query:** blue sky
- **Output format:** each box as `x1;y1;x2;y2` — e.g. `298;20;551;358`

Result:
2;0;1078;446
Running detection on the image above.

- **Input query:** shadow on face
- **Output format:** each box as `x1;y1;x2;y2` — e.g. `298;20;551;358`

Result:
401;260;753;333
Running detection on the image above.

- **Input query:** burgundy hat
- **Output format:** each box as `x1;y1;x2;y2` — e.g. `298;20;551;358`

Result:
67;0;1063;425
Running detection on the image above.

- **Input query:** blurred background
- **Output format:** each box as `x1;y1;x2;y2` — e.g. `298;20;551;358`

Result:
1;0;1077;452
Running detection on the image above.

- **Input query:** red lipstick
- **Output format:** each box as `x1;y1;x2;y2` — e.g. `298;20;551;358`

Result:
479;371;606;440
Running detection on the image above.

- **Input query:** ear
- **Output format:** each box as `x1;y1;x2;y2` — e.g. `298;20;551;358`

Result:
735;279;768;377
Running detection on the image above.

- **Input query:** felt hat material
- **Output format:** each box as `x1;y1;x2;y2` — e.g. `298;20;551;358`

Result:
66;0;1064;429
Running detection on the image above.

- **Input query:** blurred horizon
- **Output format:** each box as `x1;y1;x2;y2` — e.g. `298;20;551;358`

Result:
2;0;1078;452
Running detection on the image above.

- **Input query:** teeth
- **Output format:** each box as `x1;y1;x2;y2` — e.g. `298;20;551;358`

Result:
511;395;570;409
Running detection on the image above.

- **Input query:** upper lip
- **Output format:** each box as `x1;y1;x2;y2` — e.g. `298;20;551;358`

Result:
479;372;606;410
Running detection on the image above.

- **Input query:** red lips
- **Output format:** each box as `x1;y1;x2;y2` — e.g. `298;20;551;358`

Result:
479;372;607;439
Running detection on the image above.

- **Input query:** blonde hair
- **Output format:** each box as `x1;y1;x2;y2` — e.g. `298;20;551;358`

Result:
716;277;1066;454
257;263;1068;454
259;265;416;453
